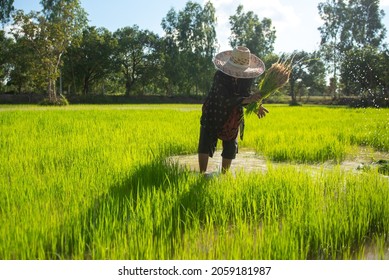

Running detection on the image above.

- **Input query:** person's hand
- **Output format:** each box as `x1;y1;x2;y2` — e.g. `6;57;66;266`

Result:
257;105;269;119
244;92;262;104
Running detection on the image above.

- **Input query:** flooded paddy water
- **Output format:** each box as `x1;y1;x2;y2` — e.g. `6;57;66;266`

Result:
169;147;389;177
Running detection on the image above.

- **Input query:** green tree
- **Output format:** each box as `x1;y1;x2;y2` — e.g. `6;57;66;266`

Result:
229;5;276;58
341;46;389;106
161;8;181;95
289;52;309;105
136;36;165;95
11;0;86;102
0;30;13;92
6;28;39;93
318;0;386;98
303;52;327;97
113;25;160;96
0;0;14;25
161;1;217;95
340;0;386;50
318;0;347;97
63;26;116;95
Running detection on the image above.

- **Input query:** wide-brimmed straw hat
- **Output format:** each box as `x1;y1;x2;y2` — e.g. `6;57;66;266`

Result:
213;46;265;79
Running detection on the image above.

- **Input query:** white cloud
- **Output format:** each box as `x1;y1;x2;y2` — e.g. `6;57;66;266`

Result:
3;23;21;39
381;0;389;7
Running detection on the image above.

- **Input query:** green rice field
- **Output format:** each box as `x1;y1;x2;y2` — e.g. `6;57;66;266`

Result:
0;104;388;260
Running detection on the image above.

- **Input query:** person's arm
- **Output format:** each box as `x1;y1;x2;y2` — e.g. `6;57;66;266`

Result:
241;92;261;105
241;92;269;118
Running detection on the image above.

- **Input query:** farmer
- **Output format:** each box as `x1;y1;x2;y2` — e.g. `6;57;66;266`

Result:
198;46;268;174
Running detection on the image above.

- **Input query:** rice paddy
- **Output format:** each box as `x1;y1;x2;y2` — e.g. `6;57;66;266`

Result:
0;104;388;260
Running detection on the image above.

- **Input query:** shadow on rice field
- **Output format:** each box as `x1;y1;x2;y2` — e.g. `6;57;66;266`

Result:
49;155;389;260
50;159;213;259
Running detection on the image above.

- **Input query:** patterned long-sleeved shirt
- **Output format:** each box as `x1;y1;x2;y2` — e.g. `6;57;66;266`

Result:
200;70;254;141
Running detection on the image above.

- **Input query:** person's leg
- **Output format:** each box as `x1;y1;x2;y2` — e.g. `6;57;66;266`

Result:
221;138;238;173
197;126;217;173
198;153;209;173
221;158;232;173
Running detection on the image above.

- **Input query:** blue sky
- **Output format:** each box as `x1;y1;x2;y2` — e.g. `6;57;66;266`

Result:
11;0;389;54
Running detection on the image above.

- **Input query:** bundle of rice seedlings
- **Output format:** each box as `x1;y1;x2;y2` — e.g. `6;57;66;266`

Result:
246;59;292;115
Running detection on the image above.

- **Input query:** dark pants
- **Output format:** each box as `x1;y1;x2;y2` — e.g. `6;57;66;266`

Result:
197;126;238;160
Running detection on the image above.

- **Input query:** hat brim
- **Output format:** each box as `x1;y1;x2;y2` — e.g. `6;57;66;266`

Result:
213;50;265;79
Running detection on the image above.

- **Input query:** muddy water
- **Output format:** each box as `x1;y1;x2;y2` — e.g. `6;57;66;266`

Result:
169;148;389;176
169;149;267;174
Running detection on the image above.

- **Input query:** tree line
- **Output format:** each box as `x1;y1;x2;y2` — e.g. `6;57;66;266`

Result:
0;0;388;106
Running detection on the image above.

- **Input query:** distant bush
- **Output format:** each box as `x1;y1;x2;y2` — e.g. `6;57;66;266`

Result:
40;94;69;106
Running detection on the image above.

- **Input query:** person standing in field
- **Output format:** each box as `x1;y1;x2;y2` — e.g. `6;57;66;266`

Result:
198;46;269;174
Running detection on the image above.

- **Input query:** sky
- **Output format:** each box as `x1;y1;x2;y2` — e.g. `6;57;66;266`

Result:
10;0;389;55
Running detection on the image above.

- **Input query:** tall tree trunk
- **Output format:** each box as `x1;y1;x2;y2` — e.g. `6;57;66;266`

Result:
47;78;56;101
333;40;338;99
83;76;89;95
290;81;297;104
125;79;131;96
